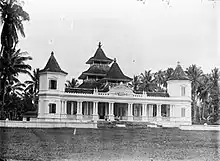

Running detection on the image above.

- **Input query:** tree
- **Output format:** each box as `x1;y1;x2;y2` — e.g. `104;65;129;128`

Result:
131;75;140;91
197;74;212;121
65;78;79;88
209;68;219;114
186;64;203;123
0;0;30;54
139;70;157;92
0;48;32;118
25;68;39;106
154;70;166;92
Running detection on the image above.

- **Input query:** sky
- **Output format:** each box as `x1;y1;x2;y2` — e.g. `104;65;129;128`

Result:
19;0;219;81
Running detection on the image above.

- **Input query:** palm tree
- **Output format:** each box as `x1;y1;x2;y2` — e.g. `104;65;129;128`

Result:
209;68;219;113
0;0;30;54
186;64;203;123
139;70;157;92
65;78;79;88
154;70;166;92
131;75;140;91
197;74;212;121
0;48;32;118
25;68;39;100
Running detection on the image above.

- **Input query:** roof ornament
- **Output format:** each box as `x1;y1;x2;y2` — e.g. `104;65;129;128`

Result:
98;42;102;48
114;58;116;62
51;51;54;55
177;61;180;66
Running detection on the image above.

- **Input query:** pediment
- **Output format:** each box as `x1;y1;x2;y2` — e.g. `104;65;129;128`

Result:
108;84;134;96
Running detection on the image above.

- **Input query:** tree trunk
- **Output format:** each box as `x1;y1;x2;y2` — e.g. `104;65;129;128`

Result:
1;77;6;119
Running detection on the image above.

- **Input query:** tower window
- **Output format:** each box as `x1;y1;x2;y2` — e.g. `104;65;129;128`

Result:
49;80;57;89
181;86;186;96
49;103;56;113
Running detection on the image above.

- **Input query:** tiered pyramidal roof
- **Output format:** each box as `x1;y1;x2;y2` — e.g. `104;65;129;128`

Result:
169;62;189;80
104;58;132;82
78;42;132;89
40;51;67;74
86;42;113;64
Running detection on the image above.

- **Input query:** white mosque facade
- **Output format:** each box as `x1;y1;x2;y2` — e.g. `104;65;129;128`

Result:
36;43;192;127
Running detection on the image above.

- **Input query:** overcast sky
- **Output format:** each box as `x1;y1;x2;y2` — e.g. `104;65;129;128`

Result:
19;0;219;81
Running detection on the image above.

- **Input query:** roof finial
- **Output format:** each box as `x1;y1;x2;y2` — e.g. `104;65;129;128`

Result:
114;58;116;62
51;51;54;55
98;42;102;48
177;61;180;65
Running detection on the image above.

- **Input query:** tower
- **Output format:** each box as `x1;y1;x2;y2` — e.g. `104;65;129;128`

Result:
167;62;191;98
38;51;67;119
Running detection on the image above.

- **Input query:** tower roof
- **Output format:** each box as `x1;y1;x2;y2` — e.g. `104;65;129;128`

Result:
40;51;67;74
86;42;113;64
169;62;189;80
78;65;110;79
104;58;132;82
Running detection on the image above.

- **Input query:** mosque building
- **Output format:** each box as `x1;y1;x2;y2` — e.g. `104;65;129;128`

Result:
37;42;192;127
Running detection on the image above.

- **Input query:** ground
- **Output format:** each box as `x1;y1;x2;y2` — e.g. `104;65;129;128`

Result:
0;127;219;161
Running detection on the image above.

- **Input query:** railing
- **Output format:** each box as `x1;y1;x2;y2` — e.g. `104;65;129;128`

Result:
162;117;170;121
66;115;77;120
83;115;93;120
133;116;142;121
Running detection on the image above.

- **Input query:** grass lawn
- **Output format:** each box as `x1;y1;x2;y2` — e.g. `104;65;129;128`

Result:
0;127;219;161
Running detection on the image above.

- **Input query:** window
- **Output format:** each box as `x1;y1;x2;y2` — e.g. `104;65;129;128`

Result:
181;108;185;117
181;86;186;96
67;102;71;115
49;80;57;89
49;103;56;113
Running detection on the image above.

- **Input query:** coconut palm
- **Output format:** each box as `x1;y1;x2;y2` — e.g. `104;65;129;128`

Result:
65;78;79;88
25;68;39;95
209;68;219;113
0;0;30;54
197;74;212;121
139;70;157;92
131;75;140;91
186;64;203;123
154;70;166;92
0;48;32;118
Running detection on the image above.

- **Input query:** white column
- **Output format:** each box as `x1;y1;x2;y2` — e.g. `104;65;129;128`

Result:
108;102;114;121
142;104;147;121
156;104;162;121
45;100;49;114
127;103;133;121
169;104;174;121
56;101;60;114
92;101;99;121
63;101;67;114
76;101;83;120
148;104;153;117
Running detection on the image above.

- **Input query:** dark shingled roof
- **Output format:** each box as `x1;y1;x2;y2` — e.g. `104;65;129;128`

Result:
65;88;94;94
40;51;67;74
78;65;110;79
169;62;189;80
104;59;132;82
86;42;113;64
77;81;102;89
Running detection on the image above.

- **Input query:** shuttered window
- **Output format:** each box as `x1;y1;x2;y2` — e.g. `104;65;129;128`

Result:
49;103;56;113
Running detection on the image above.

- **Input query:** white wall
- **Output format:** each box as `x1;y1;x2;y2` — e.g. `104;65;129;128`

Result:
167;80;191;98
39;72;66;92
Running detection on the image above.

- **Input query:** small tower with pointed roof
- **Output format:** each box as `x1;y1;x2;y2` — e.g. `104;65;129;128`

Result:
38;51;68;119
39;51;67;93
167;62;191;98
